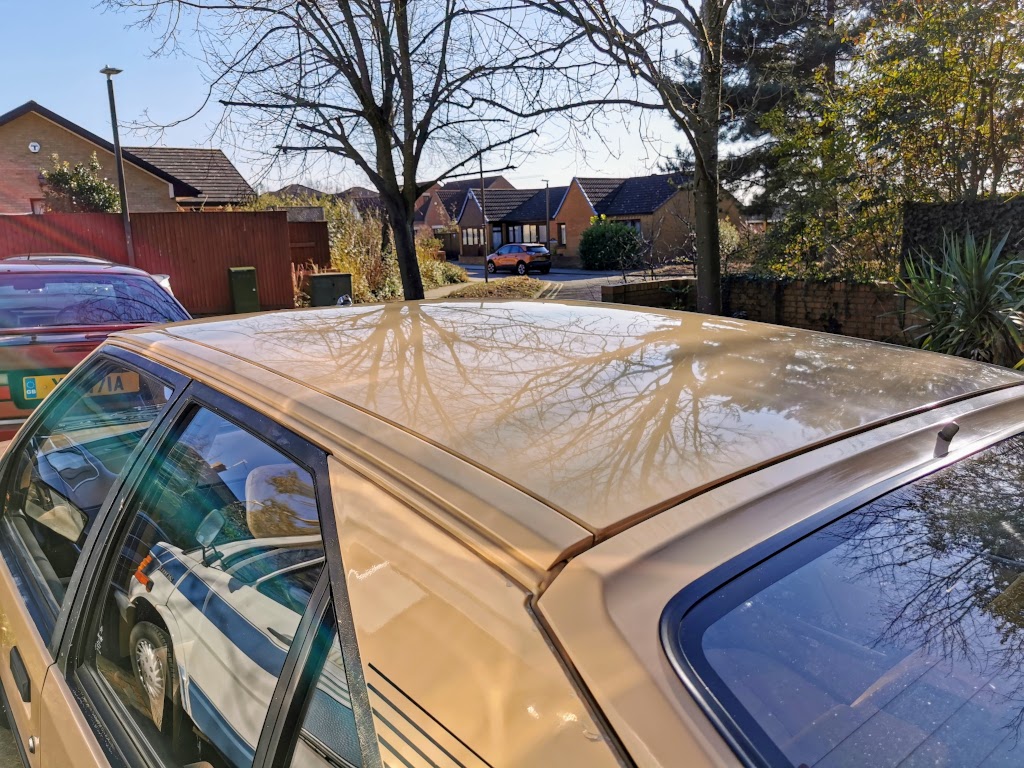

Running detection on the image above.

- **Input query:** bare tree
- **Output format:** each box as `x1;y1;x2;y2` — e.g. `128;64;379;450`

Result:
107;0;587;300
531;0;734;314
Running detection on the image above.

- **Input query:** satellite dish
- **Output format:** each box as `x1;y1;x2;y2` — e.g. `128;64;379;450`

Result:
28;142;40;154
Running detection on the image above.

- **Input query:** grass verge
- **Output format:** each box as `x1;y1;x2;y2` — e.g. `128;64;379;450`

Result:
444;277;547;299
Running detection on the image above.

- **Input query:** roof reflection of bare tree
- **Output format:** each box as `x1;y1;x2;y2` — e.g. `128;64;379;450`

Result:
832;437;1024;737
170;302;1015;532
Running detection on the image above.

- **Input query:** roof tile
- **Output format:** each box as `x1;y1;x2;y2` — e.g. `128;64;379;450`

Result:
125;146;254;206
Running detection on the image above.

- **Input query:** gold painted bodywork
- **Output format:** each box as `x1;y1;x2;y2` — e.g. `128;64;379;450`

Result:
0;554;48;768
2;299;1021;766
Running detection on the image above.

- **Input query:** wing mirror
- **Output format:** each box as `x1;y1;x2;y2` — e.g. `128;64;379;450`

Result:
196;508;226;565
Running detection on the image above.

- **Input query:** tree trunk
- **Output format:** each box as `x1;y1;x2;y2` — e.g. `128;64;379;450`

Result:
693;135;722;315
391;216;425;300
377;186;425;301
694;4;724;316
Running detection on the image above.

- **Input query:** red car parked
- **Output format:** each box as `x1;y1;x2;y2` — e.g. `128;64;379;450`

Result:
0;255;190;439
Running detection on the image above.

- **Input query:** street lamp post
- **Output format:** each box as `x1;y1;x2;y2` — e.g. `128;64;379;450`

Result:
543;179;550;253
101;66;135;267
480;155;488;283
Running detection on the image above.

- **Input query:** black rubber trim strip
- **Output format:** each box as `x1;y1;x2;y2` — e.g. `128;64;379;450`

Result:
367;680;469;768
368;663;494;768
255;572;336;767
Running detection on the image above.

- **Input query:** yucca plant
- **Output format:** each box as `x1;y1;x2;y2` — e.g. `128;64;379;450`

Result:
899;231;1024;369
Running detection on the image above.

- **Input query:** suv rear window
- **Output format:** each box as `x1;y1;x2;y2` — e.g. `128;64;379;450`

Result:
666;435;1024;767
0;273;188;328
525;246;548;253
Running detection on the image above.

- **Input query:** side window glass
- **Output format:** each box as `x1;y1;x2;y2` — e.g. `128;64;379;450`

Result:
287;608;362;768
82;405;325;768
0;359;174;617
670;433;1024;768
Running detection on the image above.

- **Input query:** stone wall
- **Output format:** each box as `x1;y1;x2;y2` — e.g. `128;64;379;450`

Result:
902;200;1024;261
602;276;910;343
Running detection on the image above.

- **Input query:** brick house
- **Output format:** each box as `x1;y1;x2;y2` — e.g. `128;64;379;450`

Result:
456;186;569;264
412;176;514;257
0;101;256;214
457;188;533;262
552;174;743;268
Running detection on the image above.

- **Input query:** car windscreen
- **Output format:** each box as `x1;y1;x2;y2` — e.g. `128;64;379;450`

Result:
0;273;188;328
666;434;1024;768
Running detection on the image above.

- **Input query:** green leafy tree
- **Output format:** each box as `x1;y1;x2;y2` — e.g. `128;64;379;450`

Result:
849;0;1024;200
578;217;645;271
746;0;1024;280
40;153;121;213
682;0;867;207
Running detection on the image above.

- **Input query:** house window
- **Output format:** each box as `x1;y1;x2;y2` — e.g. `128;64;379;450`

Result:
558;223;566;245
522;224;540;243
623;220;642;234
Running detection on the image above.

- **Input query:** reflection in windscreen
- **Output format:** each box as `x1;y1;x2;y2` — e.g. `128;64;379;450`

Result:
689;436;1024;767
0;273;188;328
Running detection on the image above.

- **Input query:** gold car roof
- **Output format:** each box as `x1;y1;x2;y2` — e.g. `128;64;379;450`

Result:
125;300;1022;541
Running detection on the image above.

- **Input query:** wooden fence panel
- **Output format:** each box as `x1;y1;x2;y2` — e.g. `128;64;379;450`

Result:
0;213;128;261
289;221;331;269
0;211;302;315
132;212;293;314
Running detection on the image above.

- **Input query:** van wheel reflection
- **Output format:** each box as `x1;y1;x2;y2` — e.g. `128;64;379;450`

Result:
130;621;177;730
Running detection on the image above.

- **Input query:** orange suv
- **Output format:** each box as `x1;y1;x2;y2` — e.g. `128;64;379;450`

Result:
486;242;551;275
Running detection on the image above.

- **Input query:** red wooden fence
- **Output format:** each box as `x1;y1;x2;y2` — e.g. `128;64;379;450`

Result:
0;212;328;315
289;221;332;269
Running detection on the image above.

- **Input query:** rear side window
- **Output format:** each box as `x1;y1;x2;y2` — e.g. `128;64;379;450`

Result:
0;273;188;329
83;405;327;768
668;435;1024;768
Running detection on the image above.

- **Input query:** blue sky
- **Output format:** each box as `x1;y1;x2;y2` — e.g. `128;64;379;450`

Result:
0;1;682;192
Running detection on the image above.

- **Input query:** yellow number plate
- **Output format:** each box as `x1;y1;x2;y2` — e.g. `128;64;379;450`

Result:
89;372;140;397
22;374;65;401
22;372;140;402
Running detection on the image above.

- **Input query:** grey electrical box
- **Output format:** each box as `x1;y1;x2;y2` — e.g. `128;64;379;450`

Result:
309;272;353;307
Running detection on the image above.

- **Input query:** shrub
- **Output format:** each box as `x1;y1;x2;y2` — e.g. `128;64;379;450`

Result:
40;153;120;213
578;217;645;271
899;231;1024;368
415;231;444;262
418;257;469;290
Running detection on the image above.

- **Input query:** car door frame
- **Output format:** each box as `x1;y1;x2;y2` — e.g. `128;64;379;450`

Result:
493;245;511;268
0;346;188;766
54;378;381;768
